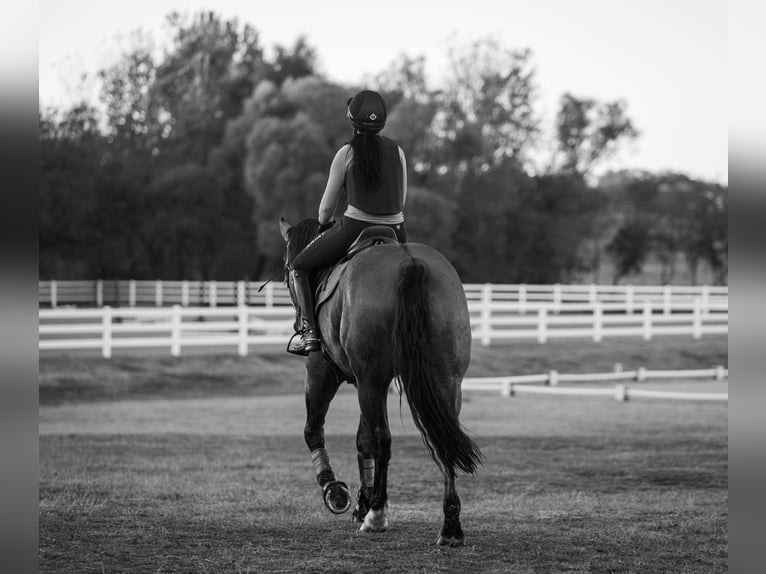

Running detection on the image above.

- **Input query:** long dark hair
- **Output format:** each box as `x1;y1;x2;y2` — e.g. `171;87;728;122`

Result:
349;132;382;191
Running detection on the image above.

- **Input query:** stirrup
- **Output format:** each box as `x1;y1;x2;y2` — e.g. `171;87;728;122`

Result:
287;332;320;356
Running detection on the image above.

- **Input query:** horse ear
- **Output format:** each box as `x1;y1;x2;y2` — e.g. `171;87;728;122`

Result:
279;217;292;241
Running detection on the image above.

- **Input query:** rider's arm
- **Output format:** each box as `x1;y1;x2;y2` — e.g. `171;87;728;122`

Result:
318;145;349;225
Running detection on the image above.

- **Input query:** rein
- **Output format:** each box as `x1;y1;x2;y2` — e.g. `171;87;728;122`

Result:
257;266;287;293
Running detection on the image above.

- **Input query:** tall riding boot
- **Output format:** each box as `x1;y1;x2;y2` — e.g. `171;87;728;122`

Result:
288;269;321;355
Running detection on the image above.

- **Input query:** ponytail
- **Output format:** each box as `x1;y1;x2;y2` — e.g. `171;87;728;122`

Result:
350;132;382;191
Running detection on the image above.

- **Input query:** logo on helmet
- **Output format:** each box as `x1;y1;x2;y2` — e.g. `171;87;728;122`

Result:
369;113;377;120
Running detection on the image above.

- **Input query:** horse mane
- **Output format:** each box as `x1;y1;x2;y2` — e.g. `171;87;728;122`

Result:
286;218;321;263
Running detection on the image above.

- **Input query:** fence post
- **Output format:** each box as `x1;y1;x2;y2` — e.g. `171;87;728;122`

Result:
102;306;112;359
626;284;634;314
129;279;136;307
693;298;702;339
96;279;103;307
237;281;246;307
553;283;562;313
642;300;652;341
635;367;646;381
589;283;597;305
519;284;527;314
171;305;181;357
51;280;58;308
501;382;514;397
593;302;603;342
265;283;274;308
181;281;190;307
480;283;492;346
209;281;217;307
714;365;725;380
663;286;671;316
701;285;710;314
155;280;163;307
537;308;547;344
613;384;628;402
238;306;248;357
548;370;559;386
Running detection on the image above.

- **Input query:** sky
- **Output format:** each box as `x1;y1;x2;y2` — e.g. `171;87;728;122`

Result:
38;0;727;184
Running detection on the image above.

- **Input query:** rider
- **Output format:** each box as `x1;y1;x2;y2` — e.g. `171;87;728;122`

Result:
287;89;408;355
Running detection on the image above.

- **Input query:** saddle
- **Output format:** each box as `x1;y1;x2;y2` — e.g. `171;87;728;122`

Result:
314;226;399;311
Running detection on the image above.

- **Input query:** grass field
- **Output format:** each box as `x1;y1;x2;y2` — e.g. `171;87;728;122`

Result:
39;337;728;573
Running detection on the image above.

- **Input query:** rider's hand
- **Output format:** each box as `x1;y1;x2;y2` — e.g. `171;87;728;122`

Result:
318;220;335;233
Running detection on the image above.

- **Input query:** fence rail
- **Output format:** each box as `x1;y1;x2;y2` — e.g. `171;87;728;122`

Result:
462;367;728;402
39;296;728;357
39;280;728;312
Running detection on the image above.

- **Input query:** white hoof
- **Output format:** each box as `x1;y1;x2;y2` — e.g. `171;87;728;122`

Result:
359;505;388;532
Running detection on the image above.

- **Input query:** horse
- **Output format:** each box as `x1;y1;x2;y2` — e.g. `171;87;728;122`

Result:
279;216;483;546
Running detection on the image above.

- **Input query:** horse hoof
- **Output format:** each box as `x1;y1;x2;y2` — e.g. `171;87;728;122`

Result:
436;534;464;547
323;481;351;514
359;507;388;532
351;505;367;523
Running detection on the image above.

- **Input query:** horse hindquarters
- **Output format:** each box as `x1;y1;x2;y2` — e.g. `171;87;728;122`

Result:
391;250;483;545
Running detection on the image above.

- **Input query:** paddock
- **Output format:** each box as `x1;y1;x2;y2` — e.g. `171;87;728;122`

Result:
39;347;728;572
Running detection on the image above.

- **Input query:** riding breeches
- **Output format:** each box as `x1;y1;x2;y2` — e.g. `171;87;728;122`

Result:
290;216;407;272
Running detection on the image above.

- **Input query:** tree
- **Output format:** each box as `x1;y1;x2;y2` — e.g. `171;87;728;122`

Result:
368;54;431;104
503;174;603;283
150;11;267;165
39;105;104;278
98;34;157;160
244;110;334;270
451;159;532;282
281;77;352;149
403;186;458;262
264;36;318;86
606;219;652;283
434;37;539;176
384;97;440;187
554;93;638;177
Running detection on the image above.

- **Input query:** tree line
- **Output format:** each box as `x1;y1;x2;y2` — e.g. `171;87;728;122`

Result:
39;11;727;285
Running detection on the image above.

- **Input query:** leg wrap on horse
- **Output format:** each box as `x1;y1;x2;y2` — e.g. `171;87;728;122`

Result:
311;448;351;514
362;458;375;487
311;448;332;477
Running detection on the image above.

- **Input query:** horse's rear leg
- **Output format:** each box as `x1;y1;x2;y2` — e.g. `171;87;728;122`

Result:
356;383;391;532
436;377;466;546
437;468;464;546
303;357;350;514
352;416;375;523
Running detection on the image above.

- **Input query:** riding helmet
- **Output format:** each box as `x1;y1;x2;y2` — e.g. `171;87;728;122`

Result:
346;90;387;133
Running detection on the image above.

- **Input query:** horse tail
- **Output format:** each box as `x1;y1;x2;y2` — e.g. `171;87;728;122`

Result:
391;250;483;476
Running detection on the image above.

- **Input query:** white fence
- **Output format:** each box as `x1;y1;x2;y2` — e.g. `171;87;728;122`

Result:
39;296;728;357
462;367;728;402
468;298;728;345
39;280;727;311
39;280;293;308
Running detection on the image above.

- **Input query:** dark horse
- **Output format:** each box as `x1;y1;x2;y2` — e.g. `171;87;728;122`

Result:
279;217;483;546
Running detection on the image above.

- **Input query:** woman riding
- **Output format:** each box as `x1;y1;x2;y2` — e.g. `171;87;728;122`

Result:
287;89;408;355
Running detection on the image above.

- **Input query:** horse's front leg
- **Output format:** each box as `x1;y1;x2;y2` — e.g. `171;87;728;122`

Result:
304;356;350;514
